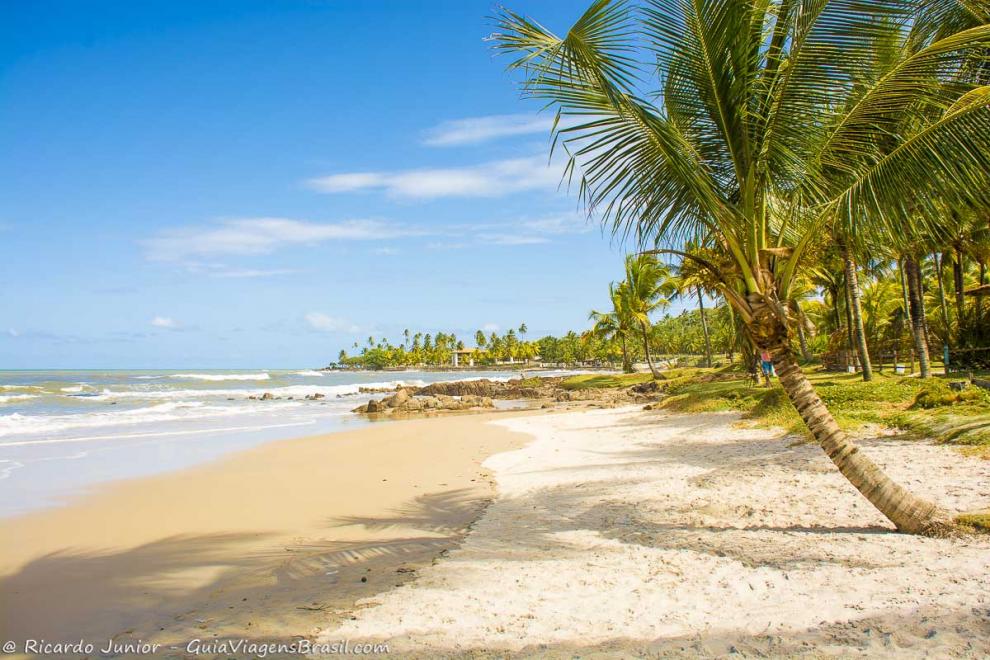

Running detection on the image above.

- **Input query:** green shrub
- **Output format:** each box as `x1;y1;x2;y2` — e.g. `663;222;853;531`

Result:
912;381;985;409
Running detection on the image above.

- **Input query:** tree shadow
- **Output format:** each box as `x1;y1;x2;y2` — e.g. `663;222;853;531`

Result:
0;488;492;649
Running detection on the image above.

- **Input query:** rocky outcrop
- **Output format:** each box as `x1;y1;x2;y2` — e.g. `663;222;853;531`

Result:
352;389;495;415
412;378;562;400
414;380;499;397
350;375;667;416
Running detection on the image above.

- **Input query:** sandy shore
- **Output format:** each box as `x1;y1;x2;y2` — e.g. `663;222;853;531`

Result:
0;411;531;653
321;407;990;658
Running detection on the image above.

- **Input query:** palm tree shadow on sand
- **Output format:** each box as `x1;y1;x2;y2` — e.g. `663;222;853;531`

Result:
0;489;492;647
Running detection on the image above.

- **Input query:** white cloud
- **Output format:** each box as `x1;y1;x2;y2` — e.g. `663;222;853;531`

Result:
210;268;296;279
482;323;500;332
479;234;549;246
7;328;19;337
305;156;564;200
306;312;360;334
421;113;557;146
183;263;297;279
151;316;177;329
519;211;593;235
144;217;418;261
427;241;468;251
373;247;399;256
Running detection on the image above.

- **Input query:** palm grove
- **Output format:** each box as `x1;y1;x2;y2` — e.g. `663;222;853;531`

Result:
488;0;990;535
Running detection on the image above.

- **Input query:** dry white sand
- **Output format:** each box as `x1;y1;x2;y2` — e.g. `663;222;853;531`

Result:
319;407;990;658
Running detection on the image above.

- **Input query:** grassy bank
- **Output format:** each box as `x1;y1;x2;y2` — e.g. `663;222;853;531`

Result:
563;368;990;455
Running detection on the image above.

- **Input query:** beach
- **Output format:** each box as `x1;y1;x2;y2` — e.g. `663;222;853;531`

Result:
0;410;531;652
324;407;990;658
2;403;989;657
0;369;549;516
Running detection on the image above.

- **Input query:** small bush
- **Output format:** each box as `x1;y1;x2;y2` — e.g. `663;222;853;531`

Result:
956;511;990;533
912;381;985;409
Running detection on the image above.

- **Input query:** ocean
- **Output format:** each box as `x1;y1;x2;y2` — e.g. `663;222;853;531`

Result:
0;368;554;517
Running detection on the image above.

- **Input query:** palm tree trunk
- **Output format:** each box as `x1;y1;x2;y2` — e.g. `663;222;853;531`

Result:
953;248;966;335
842;276;858;371
796;317;811;362
980;261;987;327
697;288;713;368
934;253;951;353
899;261;915;374
620;334;632;373
904;256;931;379
760;320;951;535
639;320;661;378
842;244;873;381
727;305;737;363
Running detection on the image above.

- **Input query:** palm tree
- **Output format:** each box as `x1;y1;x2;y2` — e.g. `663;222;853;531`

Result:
620;254;675;378
590;282;635;372
495;0;990;534
904;254;933;378
672;247;720;368
838;239;874;381
475;330;487;349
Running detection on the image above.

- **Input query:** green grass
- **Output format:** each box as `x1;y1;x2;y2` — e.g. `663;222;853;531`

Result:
656;368;990;447
560;368;714;391
556;366;990;450
561;373;656;390
956;511;990;533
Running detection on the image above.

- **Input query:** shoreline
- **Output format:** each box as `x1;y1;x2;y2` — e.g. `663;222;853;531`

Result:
0;368;578;518
0;409;536;650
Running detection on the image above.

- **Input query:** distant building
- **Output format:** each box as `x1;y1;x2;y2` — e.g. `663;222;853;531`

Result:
452;348;478;367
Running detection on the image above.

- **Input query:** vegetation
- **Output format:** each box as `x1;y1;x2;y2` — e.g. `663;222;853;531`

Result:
495;0;990;534
561;372;654;390
650;370;990;462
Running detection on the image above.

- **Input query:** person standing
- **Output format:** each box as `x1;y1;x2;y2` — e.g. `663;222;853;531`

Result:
760;350;775;387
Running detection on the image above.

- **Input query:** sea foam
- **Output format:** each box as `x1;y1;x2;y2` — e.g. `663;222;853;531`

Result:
169;372;272;381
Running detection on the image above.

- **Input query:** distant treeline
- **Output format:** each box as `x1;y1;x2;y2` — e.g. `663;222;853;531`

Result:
333;309;737;370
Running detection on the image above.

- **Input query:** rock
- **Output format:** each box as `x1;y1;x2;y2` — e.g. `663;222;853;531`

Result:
630;380;661;394
366;399;383;413
415;380;497;397
260;392;274;401
948;381;968;392
384;389;411;408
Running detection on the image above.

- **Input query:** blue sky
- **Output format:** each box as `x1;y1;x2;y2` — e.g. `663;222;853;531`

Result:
0;0;673;369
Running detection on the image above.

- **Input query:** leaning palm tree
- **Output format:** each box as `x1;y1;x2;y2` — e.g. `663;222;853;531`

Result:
621;253;676;378
495;0;990;534
590;282;635;372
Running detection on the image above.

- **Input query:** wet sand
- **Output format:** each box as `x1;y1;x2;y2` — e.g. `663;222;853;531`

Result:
0;411;531;654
